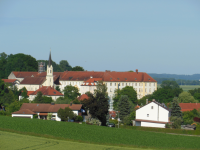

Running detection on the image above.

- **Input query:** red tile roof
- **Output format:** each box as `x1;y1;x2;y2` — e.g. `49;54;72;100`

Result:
77;94;89;101
109;111;116;118
179;103;200;112
29;86;63;96
11;70;156;82
20;77;46;85
12;109;36;114
27;91;34;96
20;103;83;112
81;78;102;86
60;71;156;82
2;79;17;83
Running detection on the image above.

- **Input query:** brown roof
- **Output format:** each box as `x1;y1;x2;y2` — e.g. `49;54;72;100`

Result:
2;79;17;83
20;77;46;85
135;119;170;124
60;71;156;82
12;109;36;114
12;72;39;78
29;86;63;96
11;70;156;82
179;103;200;112
77;94;89;101
20;103;83;113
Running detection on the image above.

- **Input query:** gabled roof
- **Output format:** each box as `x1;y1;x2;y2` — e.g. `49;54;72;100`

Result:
2;79;17;83
77;94;89;101
20;77;46;85
136;100;170;111
12;109;36;114
20;103;83;112
179;103;200;112
29;86;63;96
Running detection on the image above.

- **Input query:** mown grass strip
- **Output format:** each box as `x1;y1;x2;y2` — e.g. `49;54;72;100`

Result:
0;116;200;150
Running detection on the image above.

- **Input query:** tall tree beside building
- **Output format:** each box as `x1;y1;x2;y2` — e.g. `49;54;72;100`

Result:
63;85;81;100
59;60;72;71
0;52;8;79
113;86;137;110
117;95;131;122
82;81;109;126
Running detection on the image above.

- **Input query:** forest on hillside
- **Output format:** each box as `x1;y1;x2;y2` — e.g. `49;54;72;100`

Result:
0;52;84;79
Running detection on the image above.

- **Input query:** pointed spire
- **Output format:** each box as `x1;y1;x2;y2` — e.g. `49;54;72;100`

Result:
48;49;52;67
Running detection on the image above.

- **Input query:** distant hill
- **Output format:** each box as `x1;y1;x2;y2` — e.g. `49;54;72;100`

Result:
148;73;200;81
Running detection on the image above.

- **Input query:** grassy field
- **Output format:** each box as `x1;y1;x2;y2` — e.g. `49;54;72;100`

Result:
0;131;142;150
157;85;200;91
1;116;200;150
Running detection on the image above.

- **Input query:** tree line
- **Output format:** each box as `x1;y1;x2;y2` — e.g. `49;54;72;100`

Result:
154;77;200;85
0;52;84;79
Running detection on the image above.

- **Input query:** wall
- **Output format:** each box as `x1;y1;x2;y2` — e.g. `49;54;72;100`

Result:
141;122;165;128
12;114;33;119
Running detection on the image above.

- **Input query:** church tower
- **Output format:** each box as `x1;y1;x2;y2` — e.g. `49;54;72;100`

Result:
46;50;54;87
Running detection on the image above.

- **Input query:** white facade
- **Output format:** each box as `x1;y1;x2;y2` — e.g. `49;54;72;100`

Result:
12;114;34;119
135;101;170;128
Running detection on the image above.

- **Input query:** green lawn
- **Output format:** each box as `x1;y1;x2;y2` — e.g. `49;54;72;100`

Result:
0;131;142;150
157;85;200;91
1;116;200;150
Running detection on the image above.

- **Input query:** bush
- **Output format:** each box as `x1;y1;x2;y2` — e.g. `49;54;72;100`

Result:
0;111;10;116
165;123;171;128
77;115;83;122
171;116;182;129
33;114;38;119
109;119;118;124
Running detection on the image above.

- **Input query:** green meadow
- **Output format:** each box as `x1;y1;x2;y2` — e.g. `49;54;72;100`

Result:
157;85;200;91
0;116;200;150
0;131;142;150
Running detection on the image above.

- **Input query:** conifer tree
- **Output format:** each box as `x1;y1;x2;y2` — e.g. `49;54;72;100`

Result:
118;95;131;122
171;97;182;118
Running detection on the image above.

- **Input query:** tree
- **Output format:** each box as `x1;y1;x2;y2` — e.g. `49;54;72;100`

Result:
21;87;28;99
55;86;61;92
72;66;84;71
32;92;53;103
178;91;198;103
5;53;38;77
113;86;137;110
82;81;109;126
55;97;71;104
57;107;75;121
59;60;72;71
171;97;182;118
63;85;81;100
0;52;8;79
117;95;131;122
160;80;180;89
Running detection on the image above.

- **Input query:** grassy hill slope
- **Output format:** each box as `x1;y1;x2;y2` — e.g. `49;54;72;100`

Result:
0;116;200;149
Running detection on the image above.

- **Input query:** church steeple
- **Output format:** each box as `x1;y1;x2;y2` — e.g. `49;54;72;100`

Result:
48;50;52;67
46;50;54;87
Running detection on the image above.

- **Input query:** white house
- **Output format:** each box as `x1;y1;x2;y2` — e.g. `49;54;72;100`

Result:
12;103;86;121
135;100;171;128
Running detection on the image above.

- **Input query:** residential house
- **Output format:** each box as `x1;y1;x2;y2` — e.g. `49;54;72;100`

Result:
135;100;171;128
12;103;86;121
179;103;200;112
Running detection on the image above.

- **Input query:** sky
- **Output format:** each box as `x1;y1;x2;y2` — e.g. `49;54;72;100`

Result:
0;0;200;75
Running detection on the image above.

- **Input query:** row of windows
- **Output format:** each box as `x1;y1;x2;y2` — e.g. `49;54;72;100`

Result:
108;88;155;93
106;82;156;87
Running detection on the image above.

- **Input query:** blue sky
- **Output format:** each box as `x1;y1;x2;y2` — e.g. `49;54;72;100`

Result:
0;0;200;74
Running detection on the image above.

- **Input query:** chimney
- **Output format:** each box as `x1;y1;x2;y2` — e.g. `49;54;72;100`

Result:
70;102;72;106
152;99;155;102
146;99;148;104
136;69;138;74
51;102;55;105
